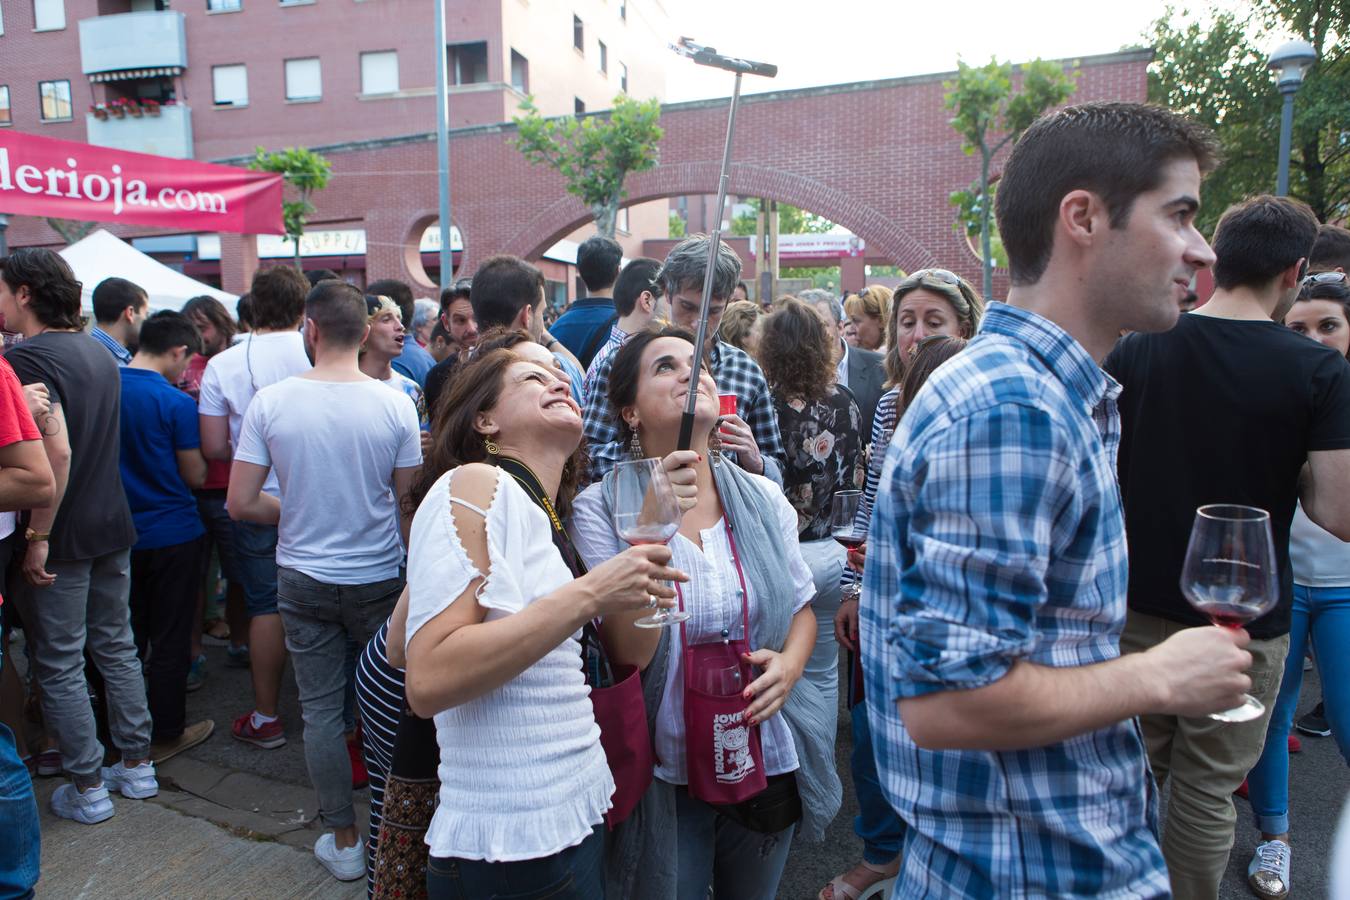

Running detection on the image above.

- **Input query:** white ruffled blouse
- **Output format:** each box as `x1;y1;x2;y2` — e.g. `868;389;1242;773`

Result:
405;467;614;862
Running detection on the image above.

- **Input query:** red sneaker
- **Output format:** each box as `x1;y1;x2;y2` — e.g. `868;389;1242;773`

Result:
347;735;368;789
1235;779;1249;799
231;712;286;750
1288;734;1302;754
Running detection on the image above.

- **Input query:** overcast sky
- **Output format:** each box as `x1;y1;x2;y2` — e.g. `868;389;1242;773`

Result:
658;0;1250;102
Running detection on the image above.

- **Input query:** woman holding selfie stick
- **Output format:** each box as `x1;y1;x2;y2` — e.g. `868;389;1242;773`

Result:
571;326;840;900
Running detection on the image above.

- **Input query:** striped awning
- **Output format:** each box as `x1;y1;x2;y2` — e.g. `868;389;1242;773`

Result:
90;66;183;83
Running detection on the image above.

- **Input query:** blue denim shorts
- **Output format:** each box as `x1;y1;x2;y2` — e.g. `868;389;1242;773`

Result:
231;520;279;618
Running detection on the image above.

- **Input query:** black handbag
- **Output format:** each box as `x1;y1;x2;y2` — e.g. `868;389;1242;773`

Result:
371;708;438;899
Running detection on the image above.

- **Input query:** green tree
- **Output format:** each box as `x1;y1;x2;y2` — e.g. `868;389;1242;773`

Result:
514;94;663;237
668;211;686;239
944;58;1077;299
1147;1;1349;234
730;199;834;236
248;146;332;271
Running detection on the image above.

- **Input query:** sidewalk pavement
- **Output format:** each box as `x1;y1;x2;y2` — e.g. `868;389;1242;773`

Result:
33;755;366;899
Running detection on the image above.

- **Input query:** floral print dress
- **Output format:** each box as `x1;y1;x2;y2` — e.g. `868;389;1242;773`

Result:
773;384;865;541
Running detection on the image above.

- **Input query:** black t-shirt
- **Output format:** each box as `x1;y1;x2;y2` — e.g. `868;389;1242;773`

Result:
423;351;465;421
1105;313;1350;638
6;331;137;560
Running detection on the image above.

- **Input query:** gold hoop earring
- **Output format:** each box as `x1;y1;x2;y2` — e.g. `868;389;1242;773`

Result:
484;436;500;456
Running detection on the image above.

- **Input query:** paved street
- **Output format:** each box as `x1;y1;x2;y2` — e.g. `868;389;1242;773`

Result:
26;638;1350;899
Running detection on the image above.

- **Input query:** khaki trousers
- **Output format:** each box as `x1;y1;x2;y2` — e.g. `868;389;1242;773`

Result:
1120;610;1288;900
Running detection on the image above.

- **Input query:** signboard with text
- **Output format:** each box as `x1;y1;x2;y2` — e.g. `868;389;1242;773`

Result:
0;130;283;235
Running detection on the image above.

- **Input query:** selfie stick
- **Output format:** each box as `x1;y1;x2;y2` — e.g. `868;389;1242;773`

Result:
670;38;778;452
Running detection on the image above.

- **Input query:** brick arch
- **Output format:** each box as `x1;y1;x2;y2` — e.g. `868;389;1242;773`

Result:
500;163;945;273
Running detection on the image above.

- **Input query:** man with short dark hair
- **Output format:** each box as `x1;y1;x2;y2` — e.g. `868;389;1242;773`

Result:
550;234;623;368
422;279;478;414
581;256;665;405
371;278;435;387
470;255;585;399
119;310;215;762
583;234;786;484
860;102;1254;897
1311;223;1350;273
0;248;153;825
1107;194;1350;898
199;264;311;751
229;280;420;882
91;276;149;366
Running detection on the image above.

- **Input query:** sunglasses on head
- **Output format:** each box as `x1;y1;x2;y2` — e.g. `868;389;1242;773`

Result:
900;268;963;289
1303;272;1348;286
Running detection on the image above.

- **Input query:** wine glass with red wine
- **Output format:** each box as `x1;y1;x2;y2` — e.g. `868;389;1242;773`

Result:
612;458;689;629
829;490;864;600
1180;504;1278;723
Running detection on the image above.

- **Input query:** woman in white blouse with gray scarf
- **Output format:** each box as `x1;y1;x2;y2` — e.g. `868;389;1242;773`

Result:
571;327;842;900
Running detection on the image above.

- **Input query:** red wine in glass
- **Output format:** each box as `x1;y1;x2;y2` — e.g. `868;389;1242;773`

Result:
1179;504;1278;723
612;458;689;628
833;533;865;552
829;490;864;599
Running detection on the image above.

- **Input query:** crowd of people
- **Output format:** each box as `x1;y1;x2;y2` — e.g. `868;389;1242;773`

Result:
0;98;1347;900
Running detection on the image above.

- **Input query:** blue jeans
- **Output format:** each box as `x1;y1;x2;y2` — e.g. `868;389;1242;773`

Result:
232;521;279;619
673;784;795;900
0;632;39;900
426;824;604;900
1248;583;1350;835
850;701;905;864
276;567;401;830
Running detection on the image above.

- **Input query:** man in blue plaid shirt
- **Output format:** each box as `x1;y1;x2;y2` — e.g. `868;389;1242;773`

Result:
583;234;785;485
859;103;1256;898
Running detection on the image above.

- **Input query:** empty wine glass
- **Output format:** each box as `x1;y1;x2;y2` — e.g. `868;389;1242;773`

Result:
830;490;864;600
612;458;688;628
1180;504;1278;723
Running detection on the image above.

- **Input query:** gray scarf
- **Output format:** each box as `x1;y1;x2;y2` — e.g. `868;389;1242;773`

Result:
597;461;842;900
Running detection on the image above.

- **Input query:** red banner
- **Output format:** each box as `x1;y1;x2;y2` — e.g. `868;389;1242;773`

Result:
0;130;283;235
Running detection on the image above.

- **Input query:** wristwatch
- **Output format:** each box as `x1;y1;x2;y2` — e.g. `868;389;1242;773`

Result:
24;527;50;543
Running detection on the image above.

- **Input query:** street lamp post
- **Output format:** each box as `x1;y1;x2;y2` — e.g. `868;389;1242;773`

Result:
1267;39;1317;197
0;214;9;258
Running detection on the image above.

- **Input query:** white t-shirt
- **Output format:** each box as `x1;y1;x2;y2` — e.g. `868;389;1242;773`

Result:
234;376;421;584
1288;501;1350;586
198;331;311;496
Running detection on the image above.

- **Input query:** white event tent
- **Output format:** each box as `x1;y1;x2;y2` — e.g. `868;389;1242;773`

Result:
59;229;236;313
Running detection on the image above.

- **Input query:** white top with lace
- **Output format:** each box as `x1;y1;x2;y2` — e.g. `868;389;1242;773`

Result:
406;466;613;862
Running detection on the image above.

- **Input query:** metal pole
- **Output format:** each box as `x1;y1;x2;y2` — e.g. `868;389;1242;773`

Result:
677;72;742;451
1276;89;1295;197
0;214;9;258
434;0;453;291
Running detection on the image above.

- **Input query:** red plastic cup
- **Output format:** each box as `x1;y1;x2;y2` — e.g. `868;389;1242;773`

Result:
718;394;738;417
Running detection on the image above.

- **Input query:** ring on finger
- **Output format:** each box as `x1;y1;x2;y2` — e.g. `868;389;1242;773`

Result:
647;595;658;609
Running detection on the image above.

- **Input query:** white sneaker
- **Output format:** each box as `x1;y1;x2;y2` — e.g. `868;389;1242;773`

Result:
50;782;115;824
314;833;365;882
100;760;159;799
1248;839;1291;899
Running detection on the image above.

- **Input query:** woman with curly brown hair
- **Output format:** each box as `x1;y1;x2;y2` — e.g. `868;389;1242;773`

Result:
755;299;864;721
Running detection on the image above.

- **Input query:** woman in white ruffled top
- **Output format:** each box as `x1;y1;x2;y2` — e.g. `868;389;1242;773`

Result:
403;348;686;899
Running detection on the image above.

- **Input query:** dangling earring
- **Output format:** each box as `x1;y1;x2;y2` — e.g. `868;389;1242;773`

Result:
484;435;500;456
629;429;643;459
707;428;723;466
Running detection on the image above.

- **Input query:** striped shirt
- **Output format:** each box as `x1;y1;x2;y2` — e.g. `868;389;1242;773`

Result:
354;619;404;898
841;387;899;591
859;303;1167;898
91;326;131;366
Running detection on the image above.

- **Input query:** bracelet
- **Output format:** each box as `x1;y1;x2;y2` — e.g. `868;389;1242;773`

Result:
24;527;50;542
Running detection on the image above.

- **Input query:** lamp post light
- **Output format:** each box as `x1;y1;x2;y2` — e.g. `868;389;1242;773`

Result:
1267;39;1317;197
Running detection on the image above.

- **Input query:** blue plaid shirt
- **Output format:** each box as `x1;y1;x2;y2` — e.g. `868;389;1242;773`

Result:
859;303;1168;898
582;336;785;485
91;326;131;366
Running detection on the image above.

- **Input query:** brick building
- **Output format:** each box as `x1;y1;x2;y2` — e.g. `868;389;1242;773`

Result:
2;2;1151;303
